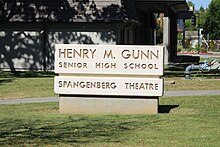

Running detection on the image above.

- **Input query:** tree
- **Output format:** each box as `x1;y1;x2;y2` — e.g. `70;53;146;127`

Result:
187;1;195;8
203;0;220;39
198;6;206;28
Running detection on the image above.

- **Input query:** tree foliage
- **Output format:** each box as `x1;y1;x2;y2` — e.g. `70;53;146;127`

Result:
187;0;195;8
203;0;220;39
197;6;206;28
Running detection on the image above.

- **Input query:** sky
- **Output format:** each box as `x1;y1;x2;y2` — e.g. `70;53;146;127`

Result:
187;0;212;9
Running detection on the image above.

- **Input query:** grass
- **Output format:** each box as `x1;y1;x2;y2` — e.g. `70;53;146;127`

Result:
0;95;219;146
0;71;57;100
0;68;219;146
164;77;220;91
0;69;220;99
0;77;56;99
164;63;220;90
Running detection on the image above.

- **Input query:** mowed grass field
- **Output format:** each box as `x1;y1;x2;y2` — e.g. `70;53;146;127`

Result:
0;95;219;146
0;71;56;99
0;70;220;146
0;70;220;99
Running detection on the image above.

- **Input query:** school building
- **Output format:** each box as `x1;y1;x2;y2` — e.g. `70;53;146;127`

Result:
0;0;191;71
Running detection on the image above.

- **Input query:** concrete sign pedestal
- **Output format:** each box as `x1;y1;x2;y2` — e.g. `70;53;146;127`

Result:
59;97;158;114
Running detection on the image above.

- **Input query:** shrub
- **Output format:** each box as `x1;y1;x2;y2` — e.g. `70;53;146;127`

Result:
200;47;207;53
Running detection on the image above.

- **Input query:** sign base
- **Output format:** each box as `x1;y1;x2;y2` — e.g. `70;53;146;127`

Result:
59;96;158;114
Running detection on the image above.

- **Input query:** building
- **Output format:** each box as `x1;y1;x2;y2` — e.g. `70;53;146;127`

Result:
0;0;190;71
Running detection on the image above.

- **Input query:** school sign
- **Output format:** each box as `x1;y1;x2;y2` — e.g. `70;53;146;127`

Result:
54;44;164;114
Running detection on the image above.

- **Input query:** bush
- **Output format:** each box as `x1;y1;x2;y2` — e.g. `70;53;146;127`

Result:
209;40;215;50
200;47;207;53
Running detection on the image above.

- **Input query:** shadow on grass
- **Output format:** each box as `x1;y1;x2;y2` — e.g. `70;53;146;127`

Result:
0;79;14;85
164;63;220;78
0;116;137;145
158;105;179;113
0;71;56;78
164;63;190;78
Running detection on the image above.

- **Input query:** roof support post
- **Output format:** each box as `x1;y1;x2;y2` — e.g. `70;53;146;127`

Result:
169;11;178;62
163;16;170;64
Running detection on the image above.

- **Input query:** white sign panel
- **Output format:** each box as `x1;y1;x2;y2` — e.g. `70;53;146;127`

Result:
55;44;164;76
54;76;164;97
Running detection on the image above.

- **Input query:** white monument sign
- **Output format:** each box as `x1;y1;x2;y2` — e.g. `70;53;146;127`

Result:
55;44;164;76
54;76;164;97
54;44;164;97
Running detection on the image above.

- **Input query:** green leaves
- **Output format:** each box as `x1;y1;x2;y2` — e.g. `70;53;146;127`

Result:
203;0;220;39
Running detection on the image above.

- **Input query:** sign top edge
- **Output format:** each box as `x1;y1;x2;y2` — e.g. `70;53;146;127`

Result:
55;44;164;48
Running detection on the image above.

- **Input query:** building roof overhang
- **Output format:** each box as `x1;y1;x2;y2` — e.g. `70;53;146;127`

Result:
1;0;190;23
178;11;194;19
134;0;189;14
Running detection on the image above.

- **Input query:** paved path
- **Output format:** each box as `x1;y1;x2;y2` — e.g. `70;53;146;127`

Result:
0;97;59;105
0;90;220;104
164;90;220;97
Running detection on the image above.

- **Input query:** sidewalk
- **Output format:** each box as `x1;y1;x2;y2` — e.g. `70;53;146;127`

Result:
0;90;220;105
164;90;220;97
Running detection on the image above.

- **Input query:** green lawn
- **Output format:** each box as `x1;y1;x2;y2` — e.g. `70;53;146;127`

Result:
0;95;219;146
164;77;220;91
0;71;219;146
0;77;56;99
0;71;57;99
0;70;220;99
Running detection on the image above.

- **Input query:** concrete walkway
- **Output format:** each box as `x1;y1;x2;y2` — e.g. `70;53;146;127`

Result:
0;97;59;105
164;90;220;97
0;90;220;105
